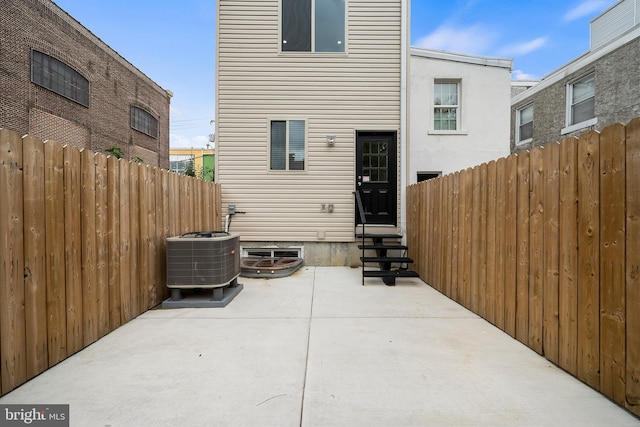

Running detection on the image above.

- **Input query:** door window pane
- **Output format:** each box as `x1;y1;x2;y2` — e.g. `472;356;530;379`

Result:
362;140;388;183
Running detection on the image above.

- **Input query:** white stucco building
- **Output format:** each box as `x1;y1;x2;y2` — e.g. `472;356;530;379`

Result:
409;48;513;182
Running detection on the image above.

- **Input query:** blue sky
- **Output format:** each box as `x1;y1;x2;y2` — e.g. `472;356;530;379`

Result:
53;0;616;149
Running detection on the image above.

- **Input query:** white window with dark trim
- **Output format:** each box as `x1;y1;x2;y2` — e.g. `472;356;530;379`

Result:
562;72;596;135
131;106;158;138
281;0;345;52
433;81;460;131
270;120;306;171
31;50;90;107
516;103;533;144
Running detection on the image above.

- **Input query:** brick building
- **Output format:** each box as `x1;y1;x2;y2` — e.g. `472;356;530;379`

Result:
0;0;171;168
511;0;640;153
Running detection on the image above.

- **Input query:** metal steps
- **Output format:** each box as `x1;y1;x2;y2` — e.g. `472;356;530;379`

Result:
357;233;419;286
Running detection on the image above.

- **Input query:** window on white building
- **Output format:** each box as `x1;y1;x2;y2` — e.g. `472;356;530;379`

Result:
433;81;459;131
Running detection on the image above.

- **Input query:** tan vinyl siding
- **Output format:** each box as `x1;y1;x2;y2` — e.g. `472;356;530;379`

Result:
216;0;402;241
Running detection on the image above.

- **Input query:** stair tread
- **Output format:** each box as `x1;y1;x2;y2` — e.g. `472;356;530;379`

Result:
363;270;420;278
360;256;414;263
355;233;403;239
358;244;408;250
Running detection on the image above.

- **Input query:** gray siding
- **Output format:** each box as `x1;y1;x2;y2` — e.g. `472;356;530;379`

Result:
591;0;639;50
216;0;403;241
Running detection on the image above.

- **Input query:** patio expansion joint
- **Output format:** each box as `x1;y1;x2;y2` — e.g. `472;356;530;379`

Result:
297;266;318;426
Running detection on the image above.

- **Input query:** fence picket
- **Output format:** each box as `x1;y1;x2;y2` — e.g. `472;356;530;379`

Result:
138;166;150;312
470;167;481;313
516;152;530;345
543;142;560;364
107;155;121;330
22;136;48;380
444;174;453;297
0;129;27;394
577;130;601;390
626;117;640;417
462;169;473;309
119;160;132;323
81;150;98;346
599;123;626;404
129;162;140;315
478;164;488;319
559;137;579;376
504;155;518;337
147;167;158;308
45;141;67;366
95;153;109;340
63;146;83;355
529;147;544;355
486;161;497;325
450;173;460;301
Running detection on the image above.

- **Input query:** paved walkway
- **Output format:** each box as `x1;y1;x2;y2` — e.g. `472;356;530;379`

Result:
1;267;638;426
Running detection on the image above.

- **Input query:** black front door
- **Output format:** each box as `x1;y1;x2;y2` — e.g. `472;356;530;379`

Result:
355;131;397;225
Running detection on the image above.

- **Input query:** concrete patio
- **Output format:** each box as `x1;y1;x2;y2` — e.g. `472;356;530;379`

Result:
1;266;638;426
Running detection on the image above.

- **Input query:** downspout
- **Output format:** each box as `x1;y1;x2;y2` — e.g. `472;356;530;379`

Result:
400;0;409;238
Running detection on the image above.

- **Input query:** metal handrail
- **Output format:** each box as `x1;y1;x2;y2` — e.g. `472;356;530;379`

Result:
354;191;366;285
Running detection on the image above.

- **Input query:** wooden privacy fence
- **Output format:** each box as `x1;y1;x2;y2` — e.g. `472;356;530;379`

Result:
0;128;222;396
407;118;640;417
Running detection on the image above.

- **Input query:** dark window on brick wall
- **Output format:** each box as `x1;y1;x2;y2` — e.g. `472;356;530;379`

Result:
31;50;90;107
131;106;158;139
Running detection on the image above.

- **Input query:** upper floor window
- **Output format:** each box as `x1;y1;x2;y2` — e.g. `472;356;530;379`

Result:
270;120;306;171
516;103;533;144
31;50;90;107
131;106;158;138
281;0;345;52
568;73;595;126
433;81;459;131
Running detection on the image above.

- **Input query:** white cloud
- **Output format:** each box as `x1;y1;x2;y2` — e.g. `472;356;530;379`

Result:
498;37;548;56
512;70;540;81
414;23;496;55
563;0;610;22
170;133;212;149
